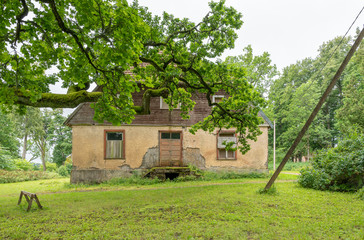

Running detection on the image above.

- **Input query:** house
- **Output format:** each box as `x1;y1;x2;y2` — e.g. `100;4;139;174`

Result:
65;89;272;183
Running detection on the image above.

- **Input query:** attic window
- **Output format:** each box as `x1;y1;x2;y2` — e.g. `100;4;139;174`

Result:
212;95;224;103
160;97;181;110
217;132;237;160
105;130;125;159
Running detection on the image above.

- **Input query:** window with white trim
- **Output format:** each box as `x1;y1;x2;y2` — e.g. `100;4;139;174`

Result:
160;97;181;109
217;132;237;160
212;95;224;103
105;131;124;159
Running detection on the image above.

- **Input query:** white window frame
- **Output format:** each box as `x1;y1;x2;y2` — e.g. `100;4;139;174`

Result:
212;95;225;103
160;97;181;109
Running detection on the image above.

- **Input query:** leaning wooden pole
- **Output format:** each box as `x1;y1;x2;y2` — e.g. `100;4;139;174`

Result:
264;28;364;191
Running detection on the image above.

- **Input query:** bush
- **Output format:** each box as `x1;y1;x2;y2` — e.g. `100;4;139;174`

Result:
65;162;73;174
14;159;34;171
46;162;58;172
0;148;16;170
356;187;364;200
299;130;364;192
57;165;69;177
0;169;61;183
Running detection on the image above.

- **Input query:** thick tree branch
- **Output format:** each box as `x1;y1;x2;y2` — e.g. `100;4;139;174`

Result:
134;88;169;114
139;57;164;72
15;91;102;108
14;0;29;44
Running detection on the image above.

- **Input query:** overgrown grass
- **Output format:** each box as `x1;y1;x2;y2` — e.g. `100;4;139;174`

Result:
0;169;61;183
268;161;310;171
0;178;362;239
105;171;270;185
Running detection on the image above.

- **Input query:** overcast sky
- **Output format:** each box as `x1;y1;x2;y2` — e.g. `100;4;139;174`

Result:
136;0;363;70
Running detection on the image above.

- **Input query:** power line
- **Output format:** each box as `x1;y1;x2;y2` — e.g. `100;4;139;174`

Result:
294;5;364;126
313;5;364;81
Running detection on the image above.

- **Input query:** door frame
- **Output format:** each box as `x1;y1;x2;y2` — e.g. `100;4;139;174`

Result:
158;130;183;167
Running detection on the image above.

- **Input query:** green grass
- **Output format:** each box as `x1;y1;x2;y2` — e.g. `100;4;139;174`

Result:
268;161;310;171
1;176;363;239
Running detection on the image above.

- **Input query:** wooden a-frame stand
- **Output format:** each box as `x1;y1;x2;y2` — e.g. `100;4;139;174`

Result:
18;191;43;212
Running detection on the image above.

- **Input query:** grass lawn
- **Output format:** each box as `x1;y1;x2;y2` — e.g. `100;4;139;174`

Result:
0;175;363;239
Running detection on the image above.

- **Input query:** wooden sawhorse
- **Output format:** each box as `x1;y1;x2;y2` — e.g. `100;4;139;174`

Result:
18;191;43;212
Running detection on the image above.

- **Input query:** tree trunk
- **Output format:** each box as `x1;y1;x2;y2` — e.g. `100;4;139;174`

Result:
22;133;28;160
40;137;47;171
41;149;46;171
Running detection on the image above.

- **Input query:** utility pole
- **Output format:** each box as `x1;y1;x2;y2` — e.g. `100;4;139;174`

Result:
273;120;276;171
264;27;364;191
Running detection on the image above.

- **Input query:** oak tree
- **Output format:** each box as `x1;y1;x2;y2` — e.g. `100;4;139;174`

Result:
1;0;266;153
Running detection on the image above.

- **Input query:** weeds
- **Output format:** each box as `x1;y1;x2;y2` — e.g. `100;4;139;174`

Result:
257;185;278;195
106;175;163;186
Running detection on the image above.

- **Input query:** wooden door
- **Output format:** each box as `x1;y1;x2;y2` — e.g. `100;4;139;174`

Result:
159;131;182;167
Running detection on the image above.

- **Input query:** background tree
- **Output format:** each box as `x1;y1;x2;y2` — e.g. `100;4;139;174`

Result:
28;109;54;171
10;107;43;160
267;35;356;161
0;109;20;158
224;45;278;97
336;38;364;133
48;110;72;166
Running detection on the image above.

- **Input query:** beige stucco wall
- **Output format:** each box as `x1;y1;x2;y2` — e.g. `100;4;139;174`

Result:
72;125;269;171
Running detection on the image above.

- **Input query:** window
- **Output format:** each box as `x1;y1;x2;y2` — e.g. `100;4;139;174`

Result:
212;95;224;103
217;132;237;160
160;97;181;109
104;130;125;159
161;132;181;139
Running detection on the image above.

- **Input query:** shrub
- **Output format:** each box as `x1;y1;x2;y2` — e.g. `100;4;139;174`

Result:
46;162;58;172
14;159;34;171
299;130;364;192
0;169;61;183
0;148;16;170
65;162;73;174
356;187;364;200
57;165;69;177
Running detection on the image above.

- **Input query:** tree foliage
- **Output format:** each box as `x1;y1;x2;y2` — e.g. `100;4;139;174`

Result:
0;110;20;157
336;38;364;133
267;35;358;160
1;0;267;154
9;106;43;160
224;45;278;96
48;110;72;166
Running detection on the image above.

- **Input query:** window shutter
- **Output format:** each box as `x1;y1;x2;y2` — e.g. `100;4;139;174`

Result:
106;140;123;158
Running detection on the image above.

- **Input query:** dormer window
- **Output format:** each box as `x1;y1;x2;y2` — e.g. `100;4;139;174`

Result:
160;97;181;109
212;95;224;103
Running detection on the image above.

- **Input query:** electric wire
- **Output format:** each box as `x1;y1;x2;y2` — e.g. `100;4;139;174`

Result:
308;5;364;89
